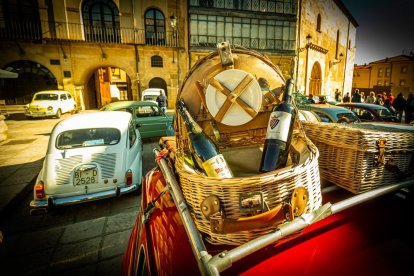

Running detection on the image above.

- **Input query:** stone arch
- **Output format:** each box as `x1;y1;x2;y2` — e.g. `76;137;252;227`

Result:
309;62;322;96
0;60;57;104
82;65;132;109
148;77;168;97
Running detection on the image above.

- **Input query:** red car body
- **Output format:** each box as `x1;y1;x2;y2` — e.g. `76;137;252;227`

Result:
122;144;414;276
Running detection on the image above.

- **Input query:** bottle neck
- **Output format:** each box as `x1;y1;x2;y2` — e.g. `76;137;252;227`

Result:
282;79;294;103
177;99;203;134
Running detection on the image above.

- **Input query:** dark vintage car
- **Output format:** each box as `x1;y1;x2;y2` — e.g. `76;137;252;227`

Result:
300;104;361;123
338;102;398;122
100;101;174;139
122;45;414;276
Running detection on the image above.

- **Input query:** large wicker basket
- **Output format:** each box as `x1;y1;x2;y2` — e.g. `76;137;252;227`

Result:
301;121;414;194
172;44;322;245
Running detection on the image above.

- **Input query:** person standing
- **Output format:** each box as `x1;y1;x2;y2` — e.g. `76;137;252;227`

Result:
383;98;395;115
388;92;395;105
392;92;407;123
334;89;342;102
405;93;414;124
351;89;362;103
156;90;168;113
343;92;350;102
375;94;384;105
365;91;376;104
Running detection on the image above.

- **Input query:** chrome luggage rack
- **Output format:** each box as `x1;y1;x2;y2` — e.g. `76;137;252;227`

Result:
153;149;414;276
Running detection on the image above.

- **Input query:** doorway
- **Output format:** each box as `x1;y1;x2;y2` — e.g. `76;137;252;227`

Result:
309;62;322;96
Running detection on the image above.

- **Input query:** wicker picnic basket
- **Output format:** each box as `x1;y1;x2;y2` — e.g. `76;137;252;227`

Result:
301;121;414;194
173;43;322;245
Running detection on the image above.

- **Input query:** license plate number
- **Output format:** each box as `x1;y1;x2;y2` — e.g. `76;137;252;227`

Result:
74;170;98;185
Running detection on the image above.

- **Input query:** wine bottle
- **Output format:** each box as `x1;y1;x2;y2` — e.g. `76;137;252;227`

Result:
259;79;296;172
176;98;233;178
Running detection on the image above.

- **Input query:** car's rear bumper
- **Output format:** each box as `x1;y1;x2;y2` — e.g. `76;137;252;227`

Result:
29;184;139;214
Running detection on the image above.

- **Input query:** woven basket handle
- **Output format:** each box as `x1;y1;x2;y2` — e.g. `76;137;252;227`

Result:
208;187;308;234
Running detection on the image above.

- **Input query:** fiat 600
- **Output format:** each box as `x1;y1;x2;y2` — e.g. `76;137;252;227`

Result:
30;111;142;215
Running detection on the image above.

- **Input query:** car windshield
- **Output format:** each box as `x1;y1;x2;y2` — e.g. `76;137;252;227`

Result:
143;95;158;101
336;112;361;123
56;128;121;149
34;93;58;101
375;107;393;117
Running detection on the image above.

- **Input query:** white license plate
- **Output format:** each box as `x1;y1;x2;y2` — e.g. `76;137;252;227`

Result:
74;170;98;185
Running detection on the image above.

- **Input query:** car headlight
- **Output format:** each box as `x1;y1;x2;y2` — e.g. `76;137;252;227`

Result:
24;105;29;110
47;106;53;111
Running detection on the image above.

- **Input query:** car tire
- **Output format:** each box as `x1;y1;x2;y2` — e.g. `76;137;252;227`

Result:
25;115;32;120
55;109;62;119
70;105;77;115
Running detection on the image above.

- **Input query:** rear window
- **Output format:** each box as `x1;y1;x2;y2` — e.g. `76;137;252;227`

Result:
34;93;58;101
56;128;121;149
143;95;158;101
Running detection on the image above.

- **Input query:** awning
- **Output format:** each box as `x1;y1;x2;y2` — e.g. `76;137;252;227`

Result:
0;69;18;78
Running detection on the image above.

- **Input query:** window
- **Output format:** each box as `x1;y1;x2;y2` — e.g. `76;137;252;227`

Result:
316;14;321;32
2;0;41;40
82;0;121;43
56;128;121;149
335;30;340;59
384;80;390;86
401;66;407;73
190;0;296;14
145;9;166;45
61;94;67;100
378;68;383;77
377;80;382;86
151;55;163;67
400;79;406;86
385;67;391;77
190;14;296;50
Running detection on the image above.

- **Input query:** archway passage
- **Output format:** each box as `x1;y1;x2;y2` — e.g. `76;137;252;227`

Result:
0;60;57;104
149;77;167;97
309;62;322;96
85;67;132;110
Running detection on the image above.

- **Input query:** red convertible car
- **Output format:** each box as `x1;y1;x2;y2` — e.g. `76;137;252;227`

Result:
122;44;414;275
122;138;414;275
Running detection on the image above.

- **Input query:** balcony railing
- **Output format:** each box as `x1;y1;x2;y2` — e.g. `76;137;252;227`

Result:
0;20;178;47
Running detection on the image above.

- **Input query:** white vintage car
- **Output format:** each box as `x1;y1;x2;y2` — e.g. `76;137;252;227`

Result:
25;90;77;119
30;111;142;215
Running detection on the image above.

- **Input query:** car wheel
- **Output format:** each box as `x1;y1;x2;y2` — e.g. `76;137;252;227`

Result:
55;109;62;119
70;105;77;115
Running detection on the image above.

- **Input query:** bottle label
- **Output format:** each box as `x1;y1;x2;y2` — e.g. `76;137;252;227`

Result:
202;154;233;178
265;111;292;142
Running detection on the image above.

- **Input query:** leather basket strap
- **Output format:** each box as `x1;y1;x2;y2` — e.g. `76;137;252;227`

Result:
209;187;309;234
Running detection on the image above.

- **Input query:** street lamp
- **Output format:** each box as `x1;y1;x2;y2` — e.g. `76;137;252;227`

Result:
298;34;312;52
170;15;177;63
330;52;344;67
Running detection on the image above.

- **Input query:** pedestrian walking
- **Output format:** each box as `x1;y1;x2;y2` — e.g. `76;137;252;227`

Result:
365;91;376;104
405;93;414;124
156;90;168;113
392;92;407;123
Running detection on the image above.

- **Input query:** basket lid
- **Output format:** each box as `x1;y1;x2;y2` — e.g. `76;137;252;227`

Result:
176;42;286;144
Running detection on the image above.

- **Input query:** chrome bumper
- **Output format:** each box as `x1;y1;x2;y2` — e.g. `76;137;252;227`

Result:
30;184;138;211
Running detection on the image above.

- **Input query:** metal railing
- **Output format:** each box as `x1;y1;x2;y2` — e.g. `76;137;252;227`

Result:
0;20;178;47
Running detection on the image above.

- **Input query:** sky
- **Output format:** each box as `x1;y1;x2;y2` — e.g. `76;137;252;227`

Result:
341;0;414;65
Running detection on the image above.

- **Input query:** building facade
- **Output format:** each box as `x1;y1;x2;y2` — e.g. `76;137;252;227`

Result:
353;55;414;98
0;0;357;110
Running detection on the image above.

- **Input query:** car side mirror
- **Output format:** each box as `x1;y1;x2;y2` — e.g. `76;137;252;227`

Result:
136;122;142;128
